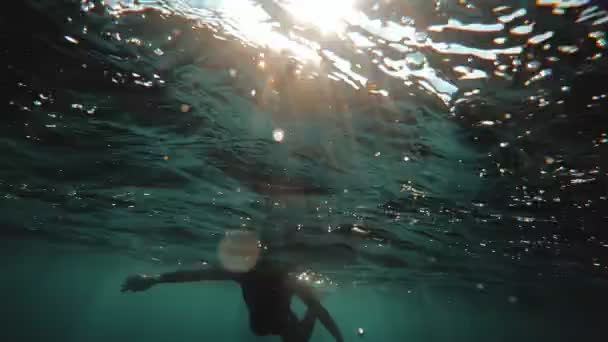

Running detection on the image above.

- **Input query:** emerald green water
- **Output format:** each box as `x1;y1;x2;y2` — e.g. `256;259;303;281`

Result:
1;1;607;341
4;241;605;341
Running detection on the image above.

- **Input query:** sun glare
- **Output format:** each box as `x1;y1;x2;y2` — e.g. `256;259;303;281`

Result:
282;0;357;34
208;0;360;63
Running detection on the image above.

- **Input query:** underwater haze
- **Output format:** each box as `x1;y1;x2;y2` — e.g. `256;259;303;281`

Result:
1;0;607;341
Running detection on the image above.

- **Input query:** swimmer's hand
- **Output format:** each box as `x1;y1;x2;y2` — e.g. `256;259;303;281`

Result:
121;274;159;292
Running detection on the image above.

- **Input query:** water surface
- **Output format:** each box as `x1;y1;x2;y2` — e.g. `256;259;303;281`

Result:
2;1;607;341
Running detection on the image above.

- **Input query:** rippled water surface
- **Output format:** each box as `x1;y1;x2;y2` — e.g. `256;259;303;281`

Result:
2;0;608;341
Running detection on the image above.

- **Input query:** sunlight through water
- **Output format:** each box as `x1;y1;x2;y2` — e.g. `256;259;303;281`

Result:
100;0;608;110
4;4;608;333
281;0;357;34
87;0;605;273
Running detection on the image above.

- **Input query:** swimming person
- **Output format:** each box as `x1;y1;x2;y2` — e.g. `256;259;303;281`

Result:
120;232;344;342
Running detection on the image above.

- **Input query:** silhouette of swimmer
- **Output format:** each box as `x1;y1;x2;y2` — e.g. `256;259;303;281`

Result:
121;258;343;342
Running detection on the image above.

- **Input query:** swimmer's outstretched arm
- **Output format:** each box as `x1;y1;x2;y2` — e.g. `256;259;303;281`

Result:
290;280;344;342
121;267;236;292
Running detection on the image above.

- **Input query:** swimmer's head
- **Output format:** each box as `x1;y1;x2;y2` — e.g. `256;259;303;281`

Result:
218;230;260;273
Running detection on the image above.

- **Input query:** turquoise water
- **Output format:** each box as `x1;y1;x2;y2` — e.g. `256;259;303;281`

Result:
2;1;607;341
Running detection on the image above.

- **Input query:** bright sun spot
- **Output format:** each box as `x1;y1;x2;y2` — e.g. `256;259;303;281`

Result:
282;0;357;34
272;128;285;142
210;0;359;61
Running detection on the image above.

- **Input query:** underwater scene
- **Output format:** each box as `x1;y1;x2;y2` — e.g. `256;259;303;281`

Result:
1;0;607;341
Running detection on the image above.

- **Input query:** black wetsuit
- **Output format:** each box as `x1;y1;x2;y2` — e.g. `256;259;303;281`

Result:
121;259;328;341
238;263;296;335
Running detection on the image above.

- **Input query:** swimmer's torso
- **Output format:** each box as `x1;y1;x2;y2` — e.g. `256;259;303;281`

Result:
239;268;292;335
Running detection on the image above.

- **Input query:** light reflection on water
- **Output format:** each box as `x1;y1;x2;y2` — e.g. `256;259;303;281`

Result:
5;0;607;286
104;0;608;111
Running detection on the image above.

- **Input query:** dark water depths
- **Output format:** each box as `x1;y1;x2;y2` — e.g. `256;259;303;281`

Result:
1;1;607;341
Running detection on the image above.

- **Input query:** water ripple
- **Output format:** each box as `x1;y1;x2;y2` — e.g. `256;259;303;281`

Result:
1;0;607;286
